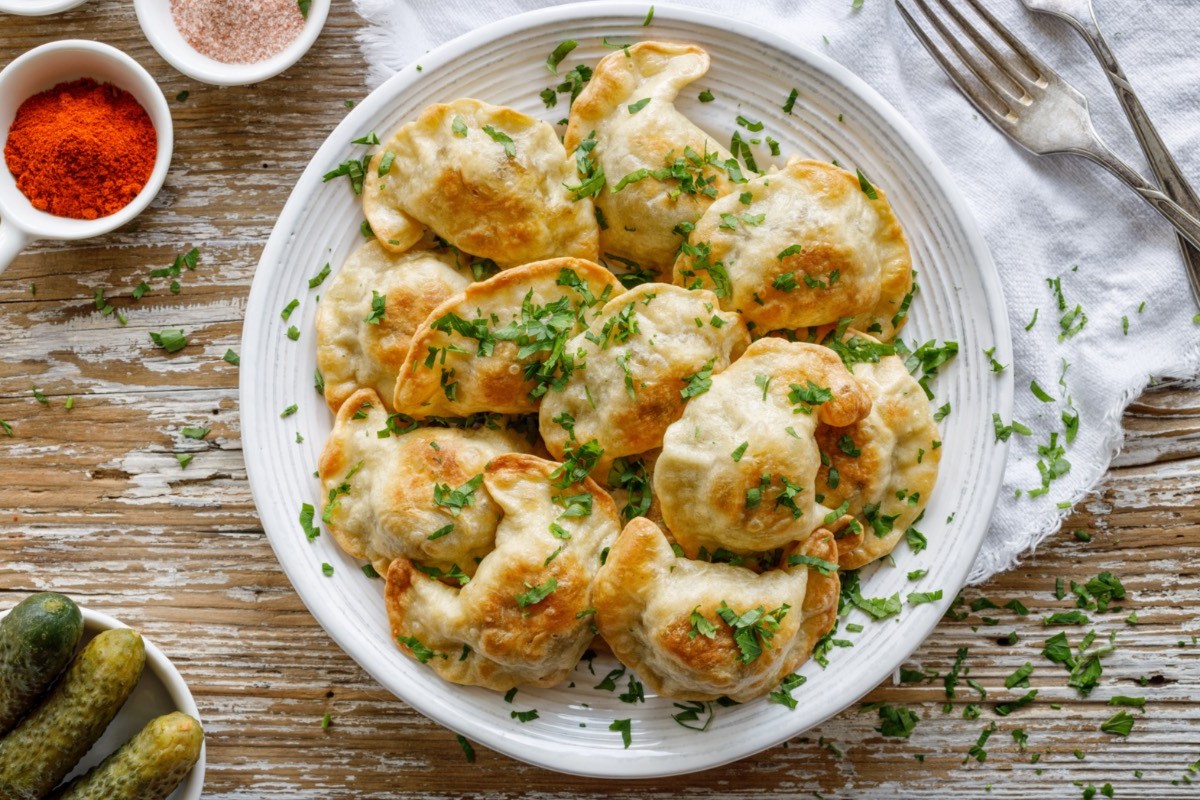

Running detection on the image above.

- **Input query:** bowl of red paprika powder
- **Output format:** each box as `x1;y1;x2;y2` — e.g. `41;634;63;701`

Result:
0;40;173;273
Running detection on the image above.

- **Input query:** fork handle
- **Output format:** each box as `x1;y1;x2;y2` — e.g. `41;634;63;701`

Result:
1080;145;1200;252
1066;11;1200;303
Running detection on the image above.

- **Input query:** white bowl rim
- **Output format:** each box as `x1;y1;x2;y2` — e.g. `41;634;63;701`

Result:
243;0;1012;779
0;0;87;15
0;603;206;798
0;38;173;242
133;0;330;86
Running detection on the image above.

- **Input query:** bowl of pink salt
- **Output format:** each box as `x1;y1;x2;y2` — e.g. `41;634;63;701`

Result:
134;0;330;86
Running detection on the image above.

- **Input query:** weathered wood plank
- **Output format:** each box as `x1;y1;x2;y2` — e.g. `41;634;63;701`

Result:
2;2;1198;798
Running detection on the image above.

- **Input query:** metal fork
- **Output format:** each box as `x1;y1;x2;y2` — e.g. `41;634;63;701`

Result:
896;0;1200;253
1020;0;1200;305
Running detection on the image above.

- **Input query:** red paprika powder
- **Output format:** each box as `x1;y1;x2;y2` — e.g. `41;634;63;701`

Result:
4;78;157;220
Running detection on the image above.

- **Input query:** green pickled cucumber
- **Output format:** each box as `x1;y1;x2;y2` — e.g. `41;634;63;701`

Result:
48;712;204;800
0;628;145;800
0;593;84;736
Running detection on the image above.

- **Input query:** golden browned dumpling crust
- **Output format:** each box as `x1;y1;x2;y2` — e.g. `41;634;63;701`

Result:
565;42;737;277
593;517;839;701
813;338;942;569
539;283;749;475
654;338;871;556
316;242;472;413
673;159;913;338
317;388;533;574
365;98;599;268
386;453;620;689
392;257;624;418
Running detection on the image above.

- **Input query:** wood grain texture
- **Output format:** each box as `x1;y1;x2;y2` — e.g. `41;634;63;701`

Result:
1;3;1198;797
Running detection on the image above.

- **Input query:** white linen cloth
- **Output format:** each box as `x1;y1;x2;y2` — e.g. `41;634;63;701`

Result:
350;0;1200;583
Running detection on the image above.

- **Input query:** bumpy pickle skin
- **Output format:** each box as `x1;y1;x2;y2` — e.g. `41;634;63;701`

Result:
48;712;204;800
0;628;145;800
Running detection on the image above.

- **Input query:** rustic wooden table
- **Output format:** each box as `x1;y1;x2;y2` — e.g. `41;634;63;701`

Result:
2;2;1198;798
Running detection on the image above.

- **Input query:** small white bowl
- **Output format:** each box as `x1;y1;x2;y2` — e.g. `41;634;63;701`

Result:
0;39;173;274
134;0;330;86
0;0;88;15
0;605;205;799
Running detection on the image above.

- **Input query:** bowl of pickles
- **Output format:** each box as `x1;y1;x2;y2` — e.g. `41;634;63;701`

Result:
0;593;205;799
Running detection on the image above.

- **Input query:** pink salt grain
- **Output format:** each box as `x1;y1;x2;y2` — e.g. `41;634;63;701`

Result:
170;0;308;65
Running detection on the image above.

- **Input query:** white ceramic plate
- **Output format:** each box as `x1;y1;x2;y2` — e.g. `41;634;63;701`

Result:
242;2;1012;778
0;0;87;16
0;605;205;798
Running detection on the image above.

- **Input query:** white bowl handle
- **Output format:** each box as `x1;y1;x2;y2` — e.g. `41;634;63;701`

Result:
0;218;29;275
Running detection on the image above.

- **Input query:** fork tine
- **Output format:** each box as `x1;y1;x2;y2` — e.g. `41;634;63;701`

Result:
898;0;1014;119
959;0;1051;81
929;0;1037;94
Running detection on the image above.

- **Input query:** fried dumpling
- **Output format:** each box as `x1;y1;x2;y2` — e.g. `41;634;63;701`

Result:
813;339;941;569
393;257;623;418
365;98;599;268
318;388;532;573
654;338;871;555
565;42;737;277
386;453;620;689
316;242;472;413
539;283;749;474
593;518;839;701
673;159;912;338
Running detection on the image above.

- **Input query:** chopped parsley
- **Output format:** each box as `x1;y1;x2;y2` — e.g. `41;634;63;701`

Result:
551;439;604;488
689;607;718;639
426;524;455;541
481;125;516;158
992;413;1032;442
308;263;331;288
875;704;919;738
783;88;799;114
433;473;484;516
698;89;714;102
323;155;370;194
609;718;632;748
515;577;558;608
545;40;577;74
1100;710;1135;736
788;553;838;574
149;329;188;353
455;735;475;762
983;346;1006;373
788;380;832;413
377;151;396;176
671;700;714;731
1005;662;1034;689
566;132;605;200
627;97;651;114
716;601;790;663
768;673;807;709
855;168;879;200
609;456;652;523
680;359;716;399
678;240;733;299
